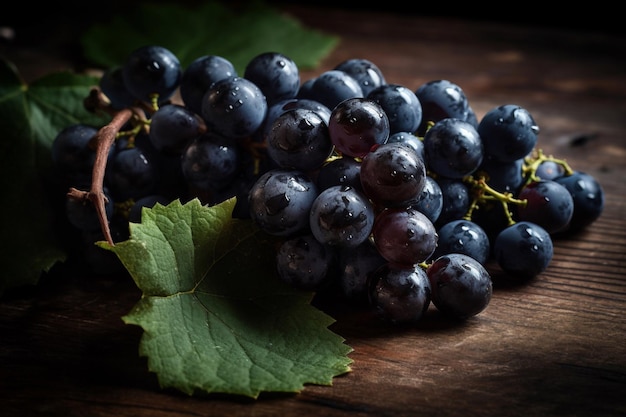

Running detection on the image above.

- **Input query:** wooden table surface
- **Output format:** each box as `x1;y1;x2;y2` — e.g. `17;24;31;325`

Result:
2;5;626;417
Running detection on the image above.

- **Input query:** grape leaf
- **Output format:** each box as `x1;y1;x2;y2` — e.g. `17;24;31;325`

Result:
0;59;110;296
80;1;340;72
100;198;353;398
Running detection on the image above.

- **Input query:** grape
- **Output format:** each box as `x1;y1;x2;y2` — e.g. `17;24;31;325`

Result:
180;55;237;115
295;78;316;100
494;221;553;280
368;263;431;324
52;48;607;340
309;185;375;248
275;234;334;291
367;83;422;135
65;190;114;232
555;171;604;232
432;219;490;264
201;76;268;139
248;168;318;237
128;194;171;223
337;239;386;305
328;97;390;158
535;159;566;180
414;79;473;136
259;98;332;141
410;175;443;224
333;58;386;96
434;178;471;227
105;146;159;202
423;117;484;179
149;104;204;154
244;51;300;106
386;131;425;161
477;104;539;163
80;214;129;274
427;253;492;320
477;156;524;194
266;108;334;171
316;156;362;192
51;124;99;180
122;45;182;103
516;179;574;234
309;69;364;110
99;67;136;110
372;207;438;267
359;141;426;208
181;132;241;192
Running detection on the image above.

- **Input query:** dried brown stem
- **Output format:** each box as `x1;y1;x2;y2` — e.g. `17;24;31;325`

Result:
67;96;147;246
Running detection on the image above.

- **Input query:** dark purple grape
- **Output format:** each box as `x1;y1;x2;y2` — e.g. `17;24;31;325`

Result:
309;70;364;110
128;194;171;223
477;156;524;194
309;185;375;248
149;104;204;154
80;214;129;274
316;156;362;192
51;124;99;179
423;118;484;179
248;168;318;237
266;108;334;171
201;76;268;139
411;175;443;224
372;207;438;267
367;83;422;135
122;45;181;103
414;79;473;136
333;58;386;96
427;253;492;320
99;67;135;110
432;219;490;264
554;171;604;232
275;234;334;291
181;132;240;191
105;146;159;201
329;97;389;158
244;52;300;106
368;263;431;324
434;178;471;227
494;221;553;280
296;78;316;100
65;190;114;232
386;131;425;161
337;239;386;305
179;55;237;115
516;179;574;234
259;98;332;141
477;104;539;163
535;159;566;180
360;141;426;208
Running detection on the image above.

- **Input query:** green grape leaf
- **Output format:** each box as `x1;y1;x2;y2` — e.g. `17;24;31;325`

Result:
0;59;110;296
100;198;353;398
80;1;340;72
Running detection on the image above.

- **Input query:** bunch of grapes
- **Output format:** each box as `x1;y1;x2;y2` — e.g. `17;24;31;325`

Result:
51;45;605;324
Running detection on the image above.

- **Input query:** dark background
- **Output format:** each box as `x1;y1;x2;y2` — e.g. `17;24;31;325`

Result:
1;0;623;77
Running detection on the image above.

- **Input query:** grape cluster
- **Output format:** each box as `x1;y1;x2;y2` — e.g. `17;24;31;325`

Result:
51;45;605;323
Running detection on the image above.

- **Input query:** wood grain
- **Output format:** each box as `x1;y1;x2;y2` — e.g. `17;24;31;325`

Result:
1;5;625;417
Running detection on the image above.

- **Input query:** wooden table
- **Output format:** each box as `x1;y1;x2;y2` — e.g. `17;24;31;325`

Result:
2;5;625;417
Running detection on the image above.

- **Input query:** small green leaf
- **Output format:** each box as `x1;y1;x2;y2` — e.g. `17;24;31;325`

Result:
102;198;352;398
0;59;109;296
81;1;340;73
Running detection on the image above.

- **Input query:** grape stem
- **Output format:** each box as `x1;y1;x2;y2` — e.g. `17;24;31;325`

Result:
66;88;148;246
522;148;574;185
463;175;527;226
